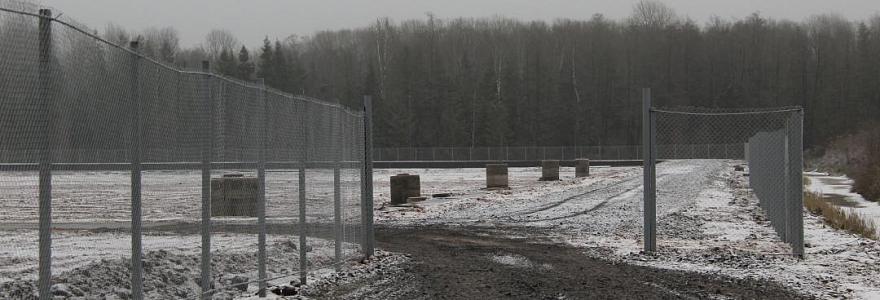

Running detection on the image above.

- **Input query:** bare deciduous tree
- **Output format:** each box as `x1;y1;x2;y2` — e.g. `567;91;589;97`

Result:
103;23;130;46
140;27;180;63
630;0;677;29
204;29;239;59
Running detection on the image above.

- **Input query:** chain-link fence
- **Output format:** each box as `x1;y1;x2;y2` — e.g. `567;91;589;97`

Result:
372;144;742;161
0;2;372;299
642;89;804;256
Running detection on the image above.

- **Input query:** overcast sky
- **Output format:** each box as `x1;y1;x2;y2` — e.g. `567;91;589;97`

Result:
39;0;880;48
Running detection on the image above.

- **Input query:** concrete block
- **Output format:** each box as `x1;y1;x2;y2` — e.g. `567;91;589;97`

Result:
576;158;590;178
540;160;560;181
211;174;258;217
390;174;420;205
486;163;509;188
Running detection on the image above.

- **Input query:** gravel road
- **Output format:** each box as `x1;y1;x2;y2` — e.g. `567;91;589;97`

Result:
309;226;809;300
304;160;814;299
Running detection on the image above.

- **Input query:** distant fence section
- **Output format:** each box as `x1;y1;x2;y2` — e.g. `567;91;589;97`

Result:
373;144;745;162
0;2;373;299
643;88;804;257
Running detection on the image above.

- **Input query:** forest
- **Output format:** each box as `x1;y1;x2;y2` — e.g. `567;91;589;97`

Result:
106;1;880;149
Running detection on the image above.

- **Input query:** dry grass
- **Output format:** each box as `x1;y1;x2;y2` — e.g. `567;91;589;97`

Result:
804;191;878;240
850;127;880;202
852;160;880;202
818;124;880;202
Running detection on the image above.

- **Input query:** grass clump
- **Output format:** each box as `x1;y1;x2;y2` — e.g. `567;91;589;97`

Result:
804;191;877;240
814;124;880;202
851;150;880;202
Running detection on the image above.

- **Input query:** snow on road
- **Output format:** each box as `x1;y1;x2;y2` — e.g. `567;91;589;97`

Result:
373;160;880;299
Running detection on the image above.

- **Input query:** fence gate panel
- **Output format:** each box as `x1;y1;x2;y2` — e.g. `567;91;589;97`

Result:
643;96;804;257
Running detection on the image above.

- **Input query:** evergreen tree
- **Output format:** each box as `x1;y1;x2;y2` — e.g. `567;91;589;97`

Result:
237;46;255;81
256;37;274;84
272;41;291;92
216;48;237;77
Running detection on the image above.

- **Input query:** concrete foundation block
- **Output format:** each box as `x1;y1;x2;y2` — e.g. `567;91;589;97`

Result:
576;158;590;178
540;160;560;181
390;174;420;205
211;174;258;217
486;163;509;188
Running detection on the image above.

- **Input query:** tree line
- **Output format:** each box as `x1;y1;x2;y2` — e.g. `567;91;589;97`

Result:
107;1;880;148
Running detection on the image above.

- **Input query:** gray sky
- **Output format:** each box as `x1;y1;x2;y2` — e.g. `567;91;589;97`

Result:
40;0;880;48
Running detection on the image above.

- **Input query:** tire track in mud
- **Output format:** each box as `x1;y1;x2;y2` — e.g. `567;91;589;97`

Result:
483;160;728;241
510;168;641;216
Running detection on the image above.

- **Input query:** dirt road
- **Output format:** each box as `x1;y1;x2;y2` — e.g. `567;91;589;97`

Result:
314;226;810;300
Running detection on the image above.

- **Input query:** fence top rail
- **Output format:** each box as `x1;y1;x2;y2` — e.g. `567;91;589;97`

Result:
373;144;739;149
651;106;803;116
0;3;363;116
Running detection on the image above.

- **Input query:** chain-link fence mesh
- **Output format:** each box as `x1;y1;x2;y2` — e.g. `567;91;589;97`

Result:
651;106;804;256
371;145;742;161
0;1;368;298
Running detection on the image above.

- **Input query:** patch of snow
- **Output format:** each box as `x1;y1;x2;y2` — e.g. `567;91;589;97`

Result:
806;173;880;237
488;253;552;270
490;254;532;268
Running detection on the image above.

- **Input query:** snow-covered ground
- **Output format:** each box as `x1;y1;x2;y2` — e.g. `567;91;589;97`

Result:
0;229;367;299
370;160;880;299
0;168;367;298
0;169;362;224
2;161;880;298
805;172;880;237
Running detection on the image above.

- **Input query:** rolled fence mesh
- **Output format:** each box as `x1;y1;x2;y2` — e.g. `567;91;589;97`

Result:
0;1;367;298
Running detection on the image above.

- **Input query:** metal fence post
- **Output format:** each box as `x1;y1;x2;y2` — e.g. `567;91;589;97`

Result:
744;142;749;161
783;128;791;243
257;79;268;297
333;109;343;271
199;61;213;300
642;88;657;253
790;110;805;257
36;9;53;300
298;101;309;285
128;41;145;300
361;96;375;257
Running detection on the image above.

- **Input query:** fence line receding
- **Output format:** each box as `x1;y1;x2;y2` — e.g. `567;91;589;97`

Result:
642;88;804;257
0;1;372;299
